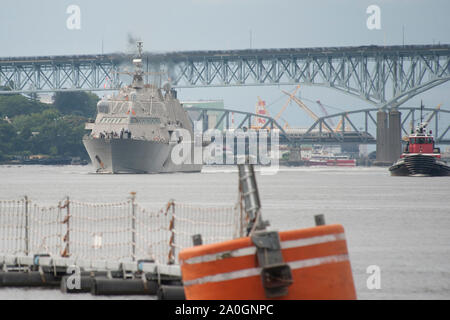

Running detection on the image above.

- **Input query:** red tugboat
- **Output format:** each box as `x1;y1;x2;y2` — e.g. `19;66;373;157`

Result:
389;121;450;176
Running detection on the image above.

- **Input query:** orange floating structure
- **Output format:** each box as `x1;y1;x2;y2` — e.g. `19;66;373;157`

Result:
179;163;356;300
179;224;356;300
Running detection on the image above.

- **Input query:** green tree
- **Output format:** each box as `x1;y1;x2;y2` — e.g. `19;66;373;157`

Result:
53;91;99;118
0;92;96;162
0;94;48;118
0;121;18;160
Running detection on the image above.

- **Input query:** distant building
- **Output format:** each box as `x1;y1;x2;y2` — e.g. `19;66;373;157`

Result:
182;100;225;130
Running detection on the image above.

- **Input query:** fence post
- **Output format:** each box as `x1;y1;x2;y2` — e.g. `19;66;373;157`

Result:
24;196;29;256
167;200;176;265
130;192;136;261
61;196;70;257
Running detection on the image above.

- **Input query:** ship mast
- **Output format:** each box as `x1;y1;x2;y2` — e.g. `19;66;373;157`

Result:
420;100;424;125
132;41;144;89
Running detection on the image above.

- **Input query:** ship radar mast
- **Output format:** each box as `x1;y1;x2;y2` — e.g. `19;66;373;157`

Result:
132;41;144;89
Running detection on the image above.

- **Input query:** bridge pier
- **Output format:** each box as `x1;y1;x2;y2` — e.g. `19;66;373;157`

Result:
288;145;302;162
388;109;402;163
375;109;402;165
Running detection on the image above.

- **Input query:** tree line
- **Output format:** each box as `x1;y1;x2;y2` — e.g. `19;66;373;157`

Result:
0;90;99;162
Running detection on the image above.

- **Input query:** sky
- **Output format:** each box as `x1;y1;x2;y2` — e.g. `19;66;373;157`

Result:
1;0;449;131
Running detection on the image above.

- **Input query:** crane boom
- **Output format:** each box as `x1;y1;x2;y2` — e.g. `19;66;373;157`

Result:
274;85;300;120
316;100;336;127
281;90;319;121
282;90;334;133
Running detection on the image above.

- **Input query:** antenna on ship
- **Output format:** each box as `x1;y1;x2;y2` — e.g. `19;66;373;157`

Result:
420;100;424;125
137;41;143;59
131;41;144;89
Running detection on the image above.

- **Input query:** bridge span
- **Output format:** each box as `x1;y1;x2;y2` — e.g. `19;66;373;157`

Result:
1;44;450;109
184;106;450;146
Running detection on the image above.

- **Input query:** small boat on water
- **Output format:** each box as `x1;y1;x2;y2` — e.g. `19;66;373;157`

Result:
389;122;450;177
305;147;356;167
307;153;356;167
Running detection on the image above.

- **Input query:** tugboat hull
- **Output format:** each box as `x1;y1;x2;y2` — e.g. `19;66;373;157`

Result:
389;155;450;176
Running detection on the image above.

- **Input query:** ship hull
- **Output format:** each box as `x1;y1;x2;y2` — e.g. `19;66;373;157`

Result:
83;137;202;174
389;154;450;176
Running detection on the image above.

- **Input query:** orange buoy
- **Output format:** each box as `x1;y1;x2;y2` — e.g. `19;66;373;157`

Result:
179;224;356;300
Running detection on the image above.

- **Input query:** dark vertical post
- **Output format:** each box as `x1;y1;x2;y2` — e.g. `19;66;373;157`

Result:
319;119;322;142
192;234;203;246
435;112;439;139
226;111;229;130
365;111;368;133
314;214;325;226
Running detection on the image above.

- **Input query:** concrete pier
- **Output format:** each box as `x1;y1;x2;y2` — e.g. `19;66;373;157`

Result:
388;109;402;163
375;110;388;165
375;109;402;165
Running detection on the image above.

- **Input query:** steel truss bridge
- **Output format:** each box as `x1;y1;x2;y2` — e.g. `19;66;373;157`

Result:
1;45;450;109
187;106;450;145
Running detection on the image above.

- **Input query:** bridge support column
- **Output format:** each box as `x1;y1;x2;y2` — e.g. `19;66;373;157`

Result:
375;110;388;165
375;109;402;165
388;109;402;163
288;145;302;162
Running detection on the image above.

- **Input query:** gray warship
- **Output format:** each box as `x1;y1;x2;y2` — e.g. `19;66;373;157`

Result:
83;42;202;173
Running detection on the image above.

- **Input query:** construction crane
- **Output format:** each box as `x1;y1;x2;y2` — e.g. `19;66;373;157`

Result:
252;86;301;130
315;100;351;132
334;118;344;132
316;100;336;128
274;85;301;122
281;90;333;133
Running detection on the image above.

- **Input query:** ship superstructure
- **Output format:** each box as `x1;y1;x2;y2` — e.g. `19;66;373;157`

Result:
83;42;201;173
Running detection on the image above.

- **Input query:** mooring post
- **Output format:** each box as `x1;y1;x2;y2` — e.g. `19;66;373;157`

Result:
130;192;137;261
24;195;29;256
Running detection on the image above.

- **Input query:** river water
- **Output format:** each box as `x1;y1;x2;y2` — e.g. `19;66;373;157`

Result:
0;164;449;300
